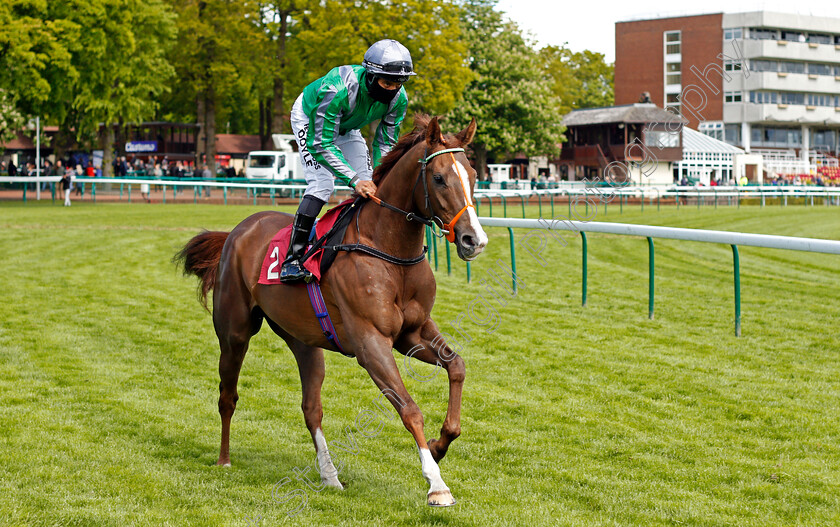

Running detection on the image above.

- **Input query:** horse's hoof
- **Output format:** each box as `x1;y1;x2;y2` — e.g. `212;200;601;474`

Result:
427;489;456;507
216;461;231;467
323;478;344;490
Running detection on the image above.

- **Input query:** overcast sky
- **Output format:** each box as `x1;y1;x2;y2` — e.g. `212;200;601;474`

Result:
495;0;840;63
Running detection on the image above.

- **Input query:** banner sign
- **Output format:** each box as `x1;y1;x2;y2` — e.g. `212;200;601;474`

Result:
125;141;158;153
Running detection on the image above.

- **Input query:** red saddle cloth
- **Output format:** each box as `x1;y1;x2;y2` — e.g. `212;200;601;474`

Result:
258;199;353;285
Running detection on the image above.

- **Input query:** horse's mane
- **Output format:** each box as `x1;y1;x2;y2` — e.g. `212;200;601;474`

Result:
372;114;462;185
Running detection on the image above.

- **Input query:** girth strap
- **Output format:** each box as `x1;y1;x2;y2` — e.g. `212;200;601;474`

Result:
327;243;428;266
306;281;352;357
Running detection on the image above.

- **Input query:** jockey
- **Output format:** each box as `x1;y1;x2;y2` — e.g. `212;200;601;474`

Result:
279;39;415;283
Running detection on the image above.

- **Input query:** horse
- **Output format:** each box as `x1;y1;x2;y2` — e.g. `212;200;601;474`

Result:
175;115;487;507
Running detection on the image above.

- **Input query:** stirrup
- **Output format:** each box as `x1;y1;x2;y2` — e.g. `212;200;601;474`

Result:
279;260;313;283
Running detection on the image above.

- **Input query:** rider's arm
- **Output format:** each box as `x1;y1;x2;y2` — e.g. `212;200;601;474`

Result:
371;89;408;168
307;83;359;187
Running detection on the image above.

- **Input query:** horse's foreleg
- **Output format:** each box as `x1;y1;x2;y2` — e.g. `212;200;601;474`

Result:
286;338;343;489
353;331;456;507
396;318;465;464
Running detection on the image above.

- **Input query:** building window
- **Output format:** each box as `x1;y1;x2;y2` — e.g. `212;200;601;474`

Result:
751;60;777;73
724;60;742;72
752;126;802;147
781;30;804;42
812;130;836;149
808;93;835;107
809;63;832;76
808;33;832;45
749;28;777;40
779;92;805;105
723;28;743;40
665;31;681;54
699;121;724;141
749;91;778;104
724;91;742;103
645;130;679;148
724;124;741;145
664;31;681;112
779;62;805;74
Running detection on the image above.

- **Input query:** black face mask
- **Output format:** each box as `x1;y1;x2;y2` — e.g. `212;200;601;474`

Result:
365;74;400;104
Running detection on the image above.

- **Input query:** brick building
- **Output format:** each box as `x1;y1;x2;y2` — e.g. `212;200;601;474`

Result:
615;11;840;176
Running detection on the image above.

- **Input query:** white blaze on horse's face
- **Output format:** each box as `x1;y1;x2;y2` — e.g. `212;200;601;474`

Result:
450;158;488;261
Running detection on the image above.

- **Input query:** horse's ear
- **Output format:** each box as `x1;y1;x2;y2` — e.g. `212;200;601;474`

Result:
455;118;477;146
426;116;443;146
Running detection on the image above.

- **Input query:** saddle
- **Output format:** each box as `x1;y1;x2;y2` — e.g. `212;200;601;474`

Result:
257;197;428;356
258;199;357;285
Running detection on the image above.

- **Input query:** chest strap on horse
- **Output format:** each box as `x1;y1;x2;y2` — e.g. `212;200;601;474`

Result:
306;281;352;357
327;242;427;265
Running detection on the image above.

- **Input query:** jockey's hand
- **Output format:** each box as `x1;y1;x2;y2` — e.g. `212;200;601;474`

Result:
355;180;377;198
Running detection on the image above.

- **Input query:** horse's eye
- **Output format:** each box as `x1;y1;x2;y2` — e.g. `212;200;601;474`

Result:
433;174;446;186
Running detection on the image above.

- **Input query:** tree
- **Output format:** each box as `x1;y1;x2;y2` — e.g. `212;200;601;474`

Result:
61;0;177;175
541;45;613;115
448;0;564;180
163;0;261;167
290;0;473;128
0;0;76;145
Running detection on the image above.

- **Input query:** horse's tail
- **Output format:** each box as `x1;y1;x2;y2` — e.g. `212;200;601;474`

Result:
174;230;229;310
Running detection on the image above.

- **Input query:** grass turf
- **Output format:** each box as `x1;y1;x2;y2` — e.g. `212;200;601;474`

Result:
0;200;838;526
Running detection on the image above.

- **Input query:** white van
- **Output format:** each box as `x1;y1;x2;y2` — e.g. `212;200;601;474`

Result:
245;151;303;181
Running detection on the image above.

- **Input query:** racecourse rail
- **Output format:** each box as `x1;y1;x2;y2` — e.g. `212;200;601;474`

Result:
3;175;840;211
5;176;840;336
430;219;840;337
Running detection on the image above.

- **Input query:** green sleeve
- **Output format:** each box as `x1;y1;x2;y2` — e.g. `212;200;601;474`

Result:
307;84;357;185
372;90;408;168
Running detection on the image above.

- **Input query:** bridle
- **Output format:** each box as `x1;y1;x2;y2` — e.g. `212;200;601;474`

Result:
368;145;475;243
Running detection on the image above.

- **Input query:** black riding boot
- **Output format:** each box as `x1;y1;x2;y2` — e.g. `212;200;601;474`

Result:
279;212;317;283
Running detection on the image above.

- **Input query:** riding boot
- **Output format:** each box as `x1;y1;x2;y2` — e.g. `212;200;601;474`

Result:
279;212;317;283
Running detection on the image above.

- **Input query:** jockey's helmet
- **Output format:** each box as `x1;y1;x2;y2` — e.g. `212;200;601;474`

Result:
362;39;417;84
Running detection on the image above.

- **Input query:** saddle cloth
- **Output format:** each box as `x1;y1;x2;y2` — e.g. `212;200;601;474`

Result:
258;199;355;285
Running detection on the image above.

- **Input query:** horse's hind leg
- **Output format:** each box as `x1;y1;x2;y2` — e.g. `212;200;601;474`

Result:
214;303;262;467
292;340;344;489
395;318;465;464
265;319;343;489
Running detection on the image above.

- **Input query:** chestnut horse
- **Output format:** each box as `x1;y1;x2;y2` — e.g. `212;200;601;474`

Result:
176;115;487;507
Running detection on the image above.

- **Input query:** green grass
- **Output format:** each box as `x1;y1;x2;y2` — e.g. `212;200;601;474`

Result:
1;200;839;526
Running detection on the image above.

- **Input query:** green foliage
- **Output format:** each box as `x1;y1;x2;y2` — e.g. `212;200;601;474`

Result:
161;0;261;124
448;0;564;176
292;0;472;118
0;89;25;146
67;0;177;138
0;0;77;136
541;45;614;115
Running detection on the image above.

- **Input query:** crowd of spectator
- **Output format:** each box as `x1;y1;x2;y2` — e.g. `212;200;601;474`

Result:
112;155;242;180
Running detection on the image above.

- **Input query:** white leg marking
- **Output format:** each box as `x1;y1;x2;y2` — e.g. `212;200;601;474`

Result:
418;446;449;493
315;428;343;489
419;446;456;506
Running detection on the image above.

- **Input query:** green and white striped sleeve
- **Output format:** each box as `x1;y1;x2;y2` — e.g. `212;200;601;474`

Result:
307;68;359;186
